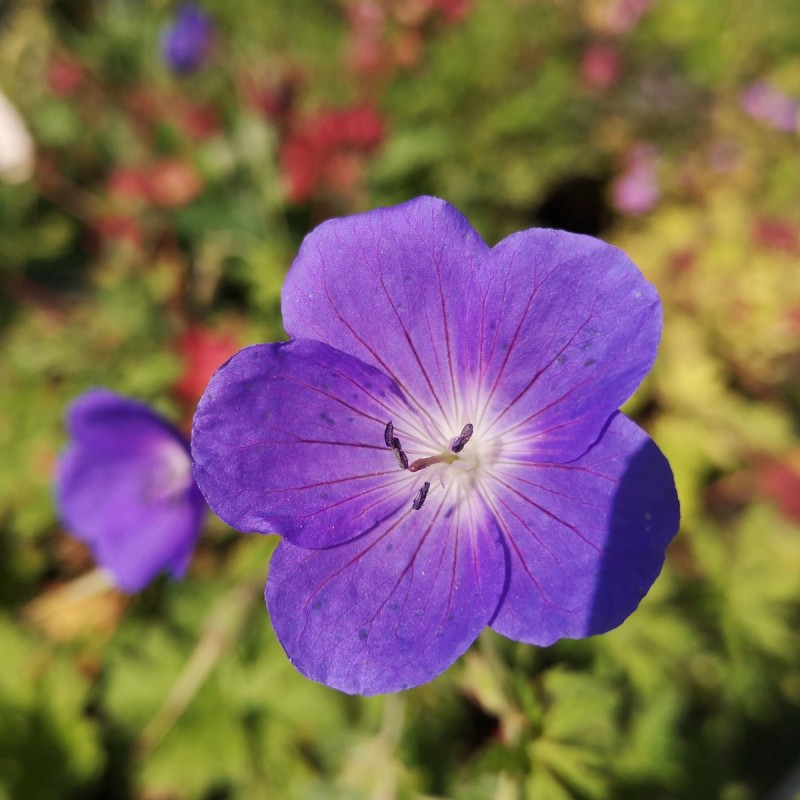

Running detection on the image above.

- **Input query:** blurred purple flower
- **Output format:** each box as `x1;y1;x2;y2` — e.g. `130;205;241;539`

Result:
612;144;661;216
57;389;206;592
740;81;799;133
161;4;215;74
192;196;679;694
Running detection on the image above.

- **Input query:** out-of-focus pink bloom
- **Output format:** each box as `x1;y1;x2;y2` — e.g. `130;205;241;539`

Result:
145;159;203;208
93;215;144;250
280;105;386;203
612;144;660;216
752;217;799;254
255;77;301;126
393;0;473;25
180;104;222;140
759;456;800;524
393;29;425;68
708;140;740;174
175;327;241;407
431;0;473;23
47;55;85;97
0;90;34;184
106;168;149;203
346;0;390;75
280;132;321;204
581;42;622;91
594;0;651;34
740;81;799;133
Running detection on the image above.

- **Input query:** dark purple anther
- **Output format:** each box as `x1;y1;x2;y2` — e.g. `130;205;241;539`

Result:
384;420;394;448
391;439;409;470
412;482;430;510
450;423;474;453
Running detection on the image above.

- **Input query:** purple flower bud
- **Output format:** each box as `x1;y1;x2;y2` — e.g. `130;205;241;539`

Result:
56;389;206;592
161;4;215;74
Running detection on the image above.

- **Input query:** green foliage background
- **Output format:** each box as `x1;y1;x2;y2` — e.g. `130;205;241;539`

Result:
1;1;800;798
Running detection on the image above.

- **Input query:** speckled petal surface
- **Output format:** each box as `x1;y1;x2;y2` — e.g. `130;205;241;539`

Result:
266;488;506;695
281;196;490;434
192;338;426;548
479;229;662;462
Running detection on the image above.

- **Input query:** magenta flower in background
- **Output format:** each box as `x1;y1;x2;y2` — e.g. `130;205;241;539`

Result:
740;81;799;133
612;144;661;216
57;389;206;592
161;4;214;74
581;42;622;91
192;196;679;694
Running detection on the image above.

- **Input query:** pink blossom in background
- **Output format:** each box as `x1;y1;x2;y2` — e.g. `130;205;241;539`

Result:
175;327;241;407
606;0;653;34
280;105;386;203
581;42;622;91
751;217;799;254
430;0;473;23
708;139;740;174
740;81;799;133
46;54;85;97
612;144;660;216
145;158;203;208
346;0;390;75
106;168;149;204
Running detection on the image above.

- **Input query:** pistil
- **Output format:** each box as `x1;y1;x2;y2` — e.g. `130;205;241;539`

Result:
408;451;458;473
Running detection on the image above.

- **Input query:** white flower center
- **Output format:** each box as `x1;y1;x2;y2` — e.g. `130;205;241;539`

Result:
386;391;507;511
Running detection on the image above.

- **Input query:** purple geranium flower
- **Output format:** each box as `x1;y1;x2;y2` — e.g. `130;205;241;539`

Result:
57;389;206;592
161;4;215;74
192;196;679;694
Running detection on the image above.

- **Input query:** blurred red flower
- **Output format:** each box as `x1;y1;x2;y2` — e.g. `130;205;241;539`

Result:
280;105;386;203
47;55;85;97
145;159;203;208
758;457;800;524
581;42;622;91
93;215;144;250
175;327;240;405
751;217;799;254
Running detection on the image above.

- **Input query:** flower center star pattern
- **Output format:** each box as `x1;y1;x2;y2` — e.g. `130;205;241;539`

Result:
191;196;680;695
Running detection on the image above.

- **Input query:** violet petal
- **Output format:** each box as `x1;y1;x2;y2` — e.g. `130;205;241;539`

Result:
56;389;206;593
482;227;662;462
282;196;490;428
192;339;424;548
266;489;506;694
489;412;679;644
